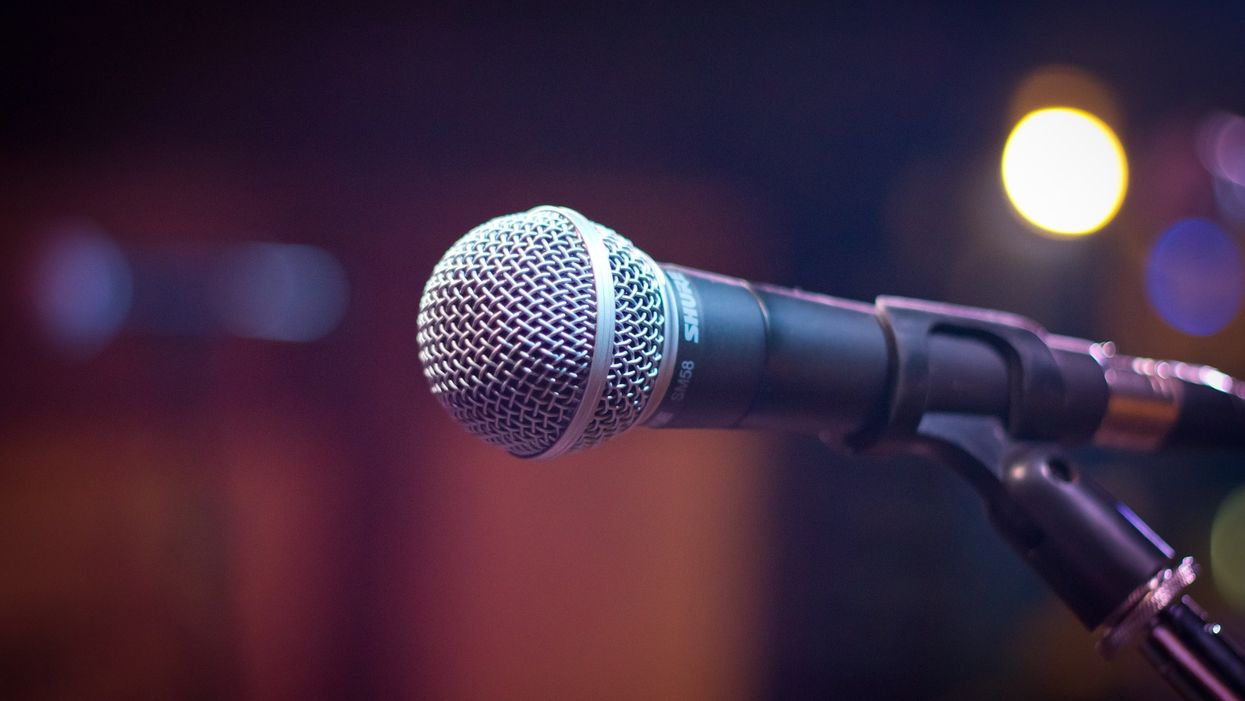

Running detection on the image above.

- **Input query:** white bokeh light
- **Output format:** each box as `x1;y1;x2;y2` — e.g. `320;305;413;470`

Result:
1002;107;1128;236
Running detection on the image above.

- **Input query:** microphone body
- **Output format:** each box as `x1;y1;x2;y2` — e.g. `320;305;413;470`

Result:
643;265;1214;452
644;266;895;438
417;206;1245;457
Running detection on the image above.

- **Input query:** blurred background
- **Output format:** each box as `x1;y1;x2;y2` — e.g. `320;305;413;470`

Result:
2;2;1244;699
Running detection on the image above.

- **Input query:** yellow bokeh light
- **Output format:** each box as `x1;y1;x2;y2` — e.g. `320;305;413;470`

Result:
1211;485;1245;611
1001;107;1128;236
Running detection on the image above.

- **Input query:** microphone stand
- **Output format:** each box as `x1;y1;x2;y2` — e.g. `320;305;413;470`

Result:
852;298;1245;700
892;413;1245;701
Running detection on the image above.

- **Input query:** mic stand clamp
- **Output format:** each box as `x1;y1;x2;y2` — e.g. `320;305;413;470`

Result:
1100;556;1200;658
871;412;1245;701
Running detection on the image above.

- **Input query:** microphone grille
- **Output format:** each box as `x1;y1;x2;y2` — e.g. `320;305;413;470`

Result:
573;226;667;452
417;207;669;457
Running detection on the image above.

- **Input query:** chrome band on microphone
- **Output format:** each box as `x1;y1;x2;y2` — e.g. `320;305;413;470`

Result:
537;206;617;458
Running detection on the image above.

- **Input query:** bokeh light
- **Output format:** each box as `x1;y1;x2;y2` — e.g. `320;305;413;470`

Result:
1009;65;1120;127
1001;107;1128;236
1211;484;1245;611
1198;111;1245;186
1198;112;1245;222
1213;175;1245;223
211;242;350;342
1145;218;1244;336
31;223;133;358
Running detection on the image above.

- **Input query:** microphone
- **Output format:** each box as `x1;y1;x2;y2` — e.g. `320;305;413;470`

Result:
417;206;1245;458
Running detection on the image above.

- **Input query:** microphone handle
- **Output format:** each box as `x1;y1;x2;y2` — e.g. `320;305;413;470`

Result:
644;265;1245;452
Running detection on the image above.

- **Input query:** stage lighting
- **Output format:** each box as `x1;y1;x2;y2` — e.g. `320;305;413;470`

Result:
1212;485;1245;611
1002;107;1128;236
31;223;133;358
211;242;350;343
1198;112;1245;223
1145;217;1243;336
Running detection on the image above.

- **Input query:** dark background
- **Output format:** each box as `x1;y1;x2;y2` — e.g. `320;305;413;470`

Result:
2;2;1244;699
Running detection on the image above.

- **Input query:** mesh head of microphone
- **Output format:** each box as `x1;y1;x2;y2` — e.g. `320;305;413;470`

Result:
417;207;669;457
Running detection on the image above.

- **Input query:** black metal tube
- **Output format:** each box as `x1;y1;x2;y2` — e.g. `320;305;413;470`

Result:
1142;599;1245;701
742;284;893;436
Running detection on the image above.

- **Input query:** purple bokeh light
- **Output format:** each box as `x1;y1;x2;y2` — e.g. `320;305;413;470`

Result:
1145;218;1244;336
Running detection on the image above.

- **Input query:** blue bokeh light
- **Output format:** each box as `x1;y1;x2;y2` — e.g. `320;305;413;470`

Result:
1145;218;1244;336
32;223;133;357
211;242;350;342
